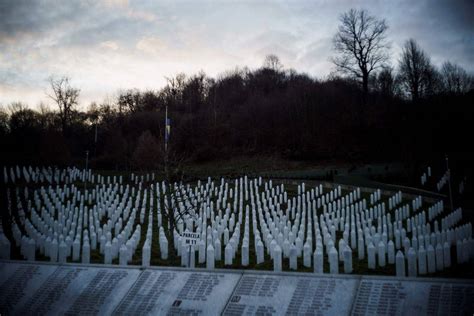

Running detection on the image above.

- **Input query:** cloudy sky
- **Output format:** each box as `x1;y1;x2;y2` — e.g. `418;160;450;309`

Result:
1;0;473;108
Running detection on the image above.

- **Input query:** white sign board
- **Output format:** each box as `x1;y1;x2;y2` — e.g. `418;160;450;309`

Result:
182;232;200;245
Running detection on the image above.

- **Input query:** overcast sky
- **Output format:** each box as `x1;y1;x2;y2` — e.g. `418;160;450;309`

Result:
1;0;473;108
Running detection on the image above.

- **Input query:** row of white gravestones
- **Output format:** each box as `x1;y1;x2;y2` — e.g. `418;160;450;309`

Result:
441;208;462;230
2;165;94;185
392;202;470;265
142;177;462;276
395;237;473;277
278;184;467;275
388;191;403;210
150;181;458;272
437;171;449;192
164;178;275;268
412;196;423;212
296;185;448;274
11;210;454;272
369;189;382;205
392;227;473;277
420;166;432;186
13;170;292;266
130;172;155;185
141;208;154;266
4;165;151;187
421;174;427;186
11;178;152;265
427;200;444;221
166;177;360;272
4;166;473;276
197;202;470;273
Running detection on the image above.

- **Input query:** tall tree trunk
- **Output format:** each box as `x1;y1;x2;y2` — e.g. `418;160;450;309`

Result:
362;72;369;106
360;72;369;126
413;82;419;102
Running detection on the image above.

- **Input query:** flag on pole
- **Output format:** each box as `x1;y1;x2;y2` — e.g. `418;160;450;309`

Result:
164;105;170;152
165;118;171;143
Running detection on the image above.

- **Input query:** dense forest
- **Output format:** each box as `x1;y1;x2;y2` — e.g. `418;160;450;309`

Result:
1;61;472;168
1;10;473;177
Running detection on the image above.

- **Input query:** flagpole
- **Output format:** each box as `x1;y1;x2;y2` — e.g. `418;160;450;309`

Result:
165;105;168;153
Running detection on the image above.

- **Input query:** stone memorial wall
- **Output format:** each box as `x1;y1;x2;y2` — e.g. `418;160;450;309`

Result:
1;260;473;315
223;274;358;315
351;278;474;315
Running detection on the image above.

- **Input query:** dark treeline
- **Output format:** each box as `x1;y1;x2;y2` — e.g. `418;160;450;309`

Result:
1;9;473;175
1;62;472;170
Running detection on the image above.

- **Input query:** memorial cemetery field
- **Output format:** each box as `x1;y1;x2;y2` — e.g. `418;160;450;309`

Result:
1;166;472;279
2;3;474;314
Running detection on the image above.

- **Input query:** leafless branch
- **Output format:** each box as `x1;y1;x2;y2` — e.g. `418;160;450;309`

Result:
332;9;389;98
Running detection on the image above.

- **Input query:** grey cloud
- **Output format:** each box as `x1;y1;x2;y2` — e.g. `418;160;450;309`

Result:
1;0;473;107
383;0;474;71
0;0;89;40
299;38;333;62
0;1;163;49
420;0;474;69
428;0;474;31
242;30;301;63
0;1;43;36
59;17;153;48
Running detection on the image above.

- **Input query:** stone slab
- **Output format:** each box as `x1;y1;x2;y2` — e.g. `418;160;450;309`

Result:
222;273;358;315
2;264;140;315
113;269;241;315
1;260;473;316
351;277;474;316
0;262;59;315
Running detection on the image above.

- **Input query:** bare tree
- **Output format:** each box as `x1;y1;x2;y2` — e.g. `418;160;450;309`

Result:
37;102;56;129
47;76;80;133
398;39;437;101
37;102;52;116
159;180;209;260
117;89;141;114
7;102;28;115
0;105;9;135
376;66;397;97
263;54;283;71
332;8;389;103
440;61;473;95
163;73;187;109
153;145;209;259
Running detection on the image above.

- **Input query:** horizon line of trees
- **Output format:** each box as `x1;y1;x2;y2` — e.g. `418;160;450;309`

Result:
1;9;473;176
